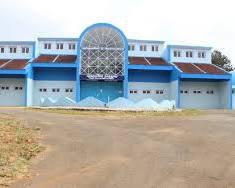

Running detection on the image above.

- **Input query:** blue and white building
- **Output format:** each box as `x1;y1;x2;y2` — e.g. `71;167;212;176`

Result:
231;71;235;109
0;23;232;109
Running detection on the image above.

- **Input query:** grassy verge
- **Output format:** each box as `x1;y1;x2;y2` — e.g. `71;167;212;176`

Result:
0;116;44;187
30;108;202;117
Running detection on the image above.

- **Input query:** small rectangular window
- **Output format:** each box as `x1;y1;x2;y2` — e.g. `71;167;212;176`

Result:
56;43;63;50
6;86;9;90
151;45;158;52
69;43;76;50
206;90;214;94
128;45;135;51
10;47;17;53
198;52;206;58
174;50;181;57
129;90;137;94
15;87;19;90
143;90;151;94
140;45;147;51
52;88;60;92
44;43;51;49
193;90;201;94
22;47;29;53
156;90;164;94
39;88;47;92
0;47;4;53
186;51;193;58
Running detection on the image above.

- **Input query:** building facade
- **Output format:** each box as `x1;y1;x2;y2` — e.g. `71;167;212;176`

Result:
0;23;232;109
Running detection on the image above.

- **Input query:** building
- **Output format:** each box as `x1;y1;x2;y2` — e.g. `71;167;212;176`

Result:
0;23;232;109
231;71;235;109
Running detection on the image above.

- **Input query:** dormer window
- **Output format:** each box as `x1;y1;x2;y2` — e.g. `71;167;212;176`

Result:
56;43;63;50
69;43;76;50
22;47;29;53
186;51;193;58
151;45;158;52
140;45;147;51
174;50;181;57
10;47;17;53
0;47;4;53
44;43;51;49
128;44;135;51
198;52;206;58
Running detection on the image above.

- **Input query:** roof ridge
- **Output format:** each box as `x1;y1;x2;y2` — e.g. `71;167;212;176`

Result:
144;57;151;65
0;59;13;69
191;63;206;73
53;55;60;63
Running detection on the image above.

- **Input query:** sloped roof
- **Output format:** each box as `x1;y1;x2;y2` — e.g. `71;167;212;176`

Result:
33;55;77;63
174;62;228;75
0;59;29;70
129;57;171;66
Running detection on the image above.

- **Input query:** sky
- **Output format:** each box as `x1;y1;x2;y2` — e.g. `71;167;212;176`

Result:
0;0;234;66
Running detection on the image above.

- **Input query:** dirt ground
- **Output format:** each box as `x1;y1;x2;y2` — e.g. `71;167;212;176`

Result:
1;108;235;188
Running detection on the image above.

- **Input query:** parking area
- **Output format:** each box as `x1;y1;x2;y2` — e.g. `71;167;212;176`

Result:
1;108;235;188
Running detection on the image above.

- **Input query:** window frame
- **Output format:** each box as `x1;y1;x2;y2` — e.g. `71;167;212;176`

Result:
10;47;17;53
56;43;64;50
0;47;4;53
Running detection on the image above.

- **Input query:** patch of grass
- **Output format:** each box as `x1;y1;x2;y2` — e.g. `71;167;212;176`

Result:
30;108;202;117
0;116;44;187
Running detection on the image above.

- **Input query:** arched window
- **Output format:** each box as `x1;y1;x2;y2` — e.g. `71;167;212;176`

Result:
80;26;125;80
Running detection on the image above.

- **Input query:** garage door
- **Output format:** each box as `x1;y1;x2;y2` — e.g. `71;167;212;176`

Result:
0;78;25;106
180;81;221;109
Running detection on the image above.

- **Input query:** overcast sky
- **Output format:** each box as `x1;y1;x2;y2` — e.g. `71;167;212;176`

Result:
0;0;234;65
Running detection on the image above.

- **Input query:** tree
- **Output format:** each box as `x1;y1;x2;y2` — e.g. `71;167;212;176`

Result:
212;50;234;71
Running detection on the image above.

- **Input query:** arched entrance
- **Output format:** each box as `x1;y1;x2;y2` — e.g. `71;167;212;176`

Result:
78;23;128;102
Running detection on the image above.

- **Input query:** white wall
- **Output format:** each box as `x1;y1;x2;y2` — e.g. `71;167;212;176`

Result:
0;78;25;106
128;41;165;57
0;44;33;59
128;82;170;102
38;39;77;55
218;81;230;109
170;80;178;101
180;81;226;109
33;81;76;106
169;48;212;64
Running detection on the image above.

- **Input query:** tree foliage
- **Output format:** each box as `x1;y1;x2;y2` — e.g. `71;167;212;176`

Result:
212;50;234;71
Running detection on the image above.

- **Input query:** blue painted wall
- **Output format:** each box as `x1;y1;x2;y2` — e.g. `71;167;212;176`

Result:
0;74;25;78
33;67;76;81
128;70;171;83
81;81;123;103
180;78;230;82
231;71;235;85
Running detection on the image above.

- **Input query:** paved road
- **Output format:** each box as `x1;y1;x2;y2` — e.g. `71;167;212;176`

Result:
1;108;235;188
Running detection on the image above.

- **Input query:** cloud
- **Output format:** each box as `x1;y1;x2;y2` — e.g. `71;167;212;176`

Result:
0;0;234;65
